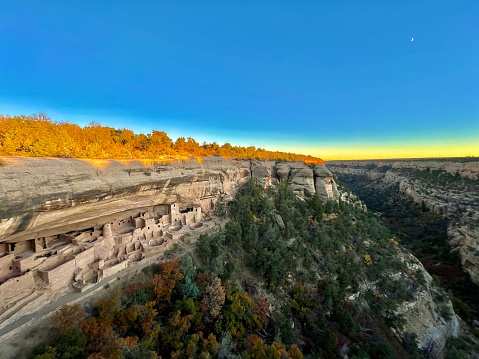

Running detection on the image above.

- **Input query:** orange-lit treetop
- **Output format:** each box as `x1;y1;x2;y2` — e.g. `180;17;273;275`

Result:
0;114;323;164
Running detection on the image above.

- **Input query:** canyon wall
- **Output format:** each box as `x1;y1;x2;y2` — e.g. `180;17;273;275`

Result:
0;156;469;356
332;159;479;180
0;156;338;243
0;156;339;328
328;159;479;285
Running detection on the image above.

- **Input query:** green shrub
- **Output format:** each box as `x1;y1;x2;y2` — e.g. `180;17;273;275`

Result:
440;306;453;321
445;346;467;359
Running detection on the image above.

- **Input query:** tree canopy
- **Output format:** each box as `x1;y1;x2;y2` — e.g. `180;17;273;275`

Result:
31;181;441;358
0;114;323;164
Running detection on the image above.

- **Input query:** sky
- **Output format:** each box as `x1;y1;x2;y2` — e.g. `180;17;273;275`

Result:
0;1;478;160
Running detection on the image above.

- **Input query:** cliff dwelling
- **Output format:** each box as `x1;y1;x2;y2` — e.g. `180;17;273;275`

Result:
0;202;209;316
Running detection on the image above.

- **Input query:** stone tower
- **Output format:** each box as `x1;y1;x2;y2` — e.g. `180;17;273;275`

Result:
102;223;113;238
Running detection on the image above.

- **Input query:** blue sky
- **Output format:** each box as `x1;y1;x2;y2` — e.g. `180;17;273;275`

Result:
1;1;478;159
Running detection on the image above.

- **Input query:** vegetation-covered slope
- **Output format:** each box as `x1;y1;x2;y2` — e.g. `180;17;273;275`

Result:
31;181;462;359
336;172;479;327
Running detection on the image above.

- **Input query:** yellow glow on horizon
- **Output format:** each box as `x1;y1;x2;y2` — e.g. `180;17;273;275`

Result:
316;143;479;161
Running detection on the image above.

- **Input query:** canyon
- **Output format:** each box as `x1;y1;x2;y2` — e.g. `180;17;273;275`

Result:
328;159;479;285
0;156;473;357
0;156;338;324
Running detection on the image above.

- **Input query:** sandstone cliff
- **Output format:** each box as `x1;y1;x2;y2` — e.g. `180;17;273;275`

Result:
0;157;338;243
0;156;340;337
397;252;460;355
333;159;479;180
0;156;470;357
328;159;479;285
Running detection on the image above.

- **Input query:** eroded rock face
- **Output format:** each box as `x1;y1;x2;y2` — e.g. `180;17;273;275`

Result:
0;157;339;244
326;159;479;355
249;161;339;201
0;156;342;330
275;162;316;198
328;159;479;286
347;248;460;356
398;253;460;355
0;156;467;356
314;165;339;202
251;161;278;190
0;157;247;241
449;227;479;284
331;160;479;180
252;161;340;201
